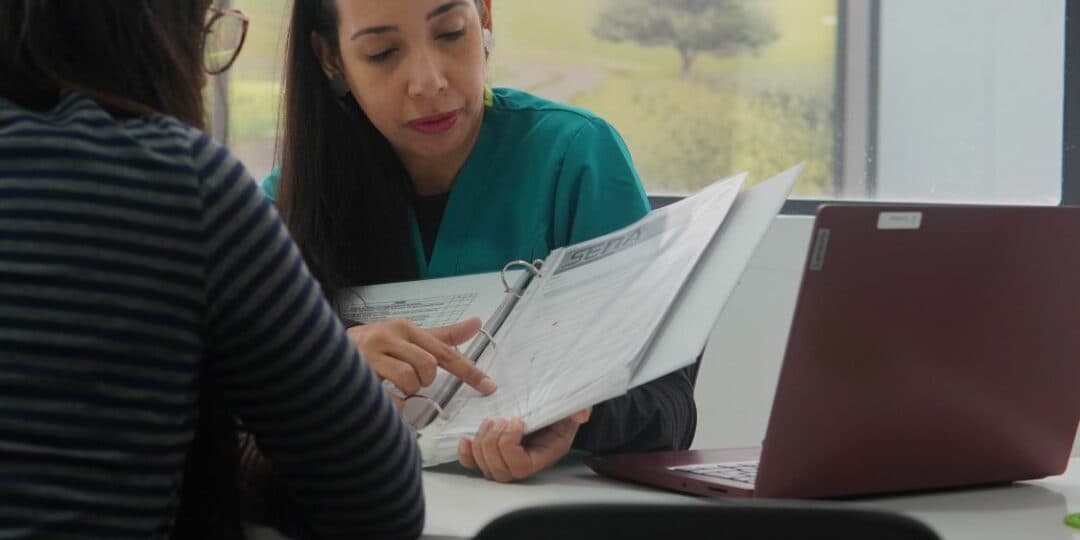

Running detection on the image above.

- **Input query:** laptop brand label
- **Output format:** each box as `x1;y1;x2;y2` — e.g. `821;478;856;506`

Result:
809;228;830;271
877;211;923;230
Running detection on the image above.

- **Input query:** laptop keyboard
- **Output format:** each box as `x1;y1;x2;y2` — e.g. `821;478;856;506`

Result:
669;460;759;485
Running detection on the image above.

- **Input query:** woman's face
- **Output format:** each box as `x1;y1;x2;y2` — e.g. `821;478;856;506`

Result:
329;0;487;163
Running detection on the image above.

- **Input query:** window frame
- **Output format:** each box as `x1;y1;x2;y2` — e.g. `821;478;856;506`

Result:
208;0;233;145
1062;0;1080;205
784;0;1076;214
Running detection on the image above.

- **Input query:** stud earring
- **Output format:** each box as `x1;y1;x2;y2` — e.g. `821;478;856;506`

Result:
328;73;350;97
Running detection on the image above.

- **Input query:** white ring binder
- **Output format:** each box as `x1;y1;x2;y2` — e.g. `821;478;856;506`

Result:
501;259;543;298
350;257;548;434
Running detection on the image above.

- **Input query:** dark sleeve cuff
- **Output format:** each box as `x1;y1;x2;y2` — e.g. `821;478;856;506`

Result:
572;362;698;454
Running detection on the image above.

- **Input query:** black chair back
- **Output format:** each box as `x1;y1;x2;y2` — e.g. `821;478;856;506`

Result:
474;503;941;540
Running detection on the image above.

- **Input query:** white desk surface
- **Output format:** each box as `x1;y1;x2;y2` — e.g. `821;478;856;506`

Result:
420;456;1080;540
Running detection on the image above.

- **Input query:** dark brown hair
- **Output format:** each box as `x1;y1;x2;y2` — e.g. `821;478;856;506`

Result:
0;0;210;128
277;0;490;300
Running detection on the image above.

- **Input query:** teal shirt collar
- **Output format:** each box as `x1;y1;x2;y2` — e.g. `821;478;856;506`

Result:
413;102;495;278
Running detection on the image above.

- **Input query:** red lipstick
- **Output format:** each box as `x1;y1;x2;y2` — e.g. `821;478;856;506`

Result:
408;110;459;135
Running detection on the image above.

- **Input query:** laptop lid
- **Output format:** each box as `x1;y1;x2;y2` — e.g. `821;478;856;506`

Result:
754;204;1080;498
588;204;1080;499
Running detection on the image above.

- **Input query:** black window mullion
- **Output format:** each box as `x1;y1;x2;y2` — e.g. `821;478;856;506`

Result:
1062;0;1080;205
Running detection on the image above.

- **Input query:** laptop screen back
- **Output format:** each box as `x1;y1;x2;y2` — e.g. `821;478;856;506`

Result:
754;205;1080;498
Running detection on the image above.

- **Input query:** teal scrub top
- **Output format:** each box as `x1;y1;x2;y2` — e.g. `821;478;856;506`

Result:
262;87;649;279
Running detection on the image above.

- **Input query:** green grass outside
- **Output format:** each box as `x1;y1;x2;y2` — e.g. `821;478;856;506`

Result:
493;0;836;89
573;73;833;196
228;80;283;140
492;0;838;194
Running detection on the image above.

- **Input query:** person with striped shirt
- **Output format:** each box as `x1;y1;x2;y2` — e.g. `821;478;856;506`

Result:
0;1;486;538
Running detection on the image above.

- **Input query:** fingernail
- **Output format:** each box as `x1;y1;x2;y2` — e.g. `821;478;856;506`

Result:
478;377;498;394
457;438;468;455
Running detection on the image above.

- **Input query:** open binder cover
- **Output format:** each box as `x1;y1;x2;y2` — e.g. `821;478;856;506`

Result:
630;163;804;387
339;164;803;466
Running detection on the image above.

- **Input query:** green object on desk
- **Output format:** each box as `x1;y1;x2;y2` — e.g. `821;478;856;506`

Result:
1066;513;1080;529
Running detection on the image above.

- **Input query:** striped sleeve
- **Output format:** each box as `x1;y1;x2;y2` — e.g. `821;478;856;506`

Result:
189;133;424;539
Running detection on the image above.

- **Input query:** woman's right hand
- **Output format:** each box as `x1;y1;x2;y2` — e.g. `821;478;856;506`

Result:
346;317;497;407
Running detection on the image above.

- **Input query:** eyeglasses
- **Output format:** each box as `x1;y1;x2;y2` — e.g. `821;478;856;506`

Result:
204;8;249;75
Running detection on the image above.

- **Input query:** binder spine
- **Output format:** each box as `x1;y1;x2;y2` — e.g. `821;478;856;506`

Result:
411;259;544;434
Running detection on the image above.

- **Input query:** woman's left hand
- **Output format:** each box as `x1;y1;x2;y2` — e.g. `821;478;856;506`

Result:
457;409;591;482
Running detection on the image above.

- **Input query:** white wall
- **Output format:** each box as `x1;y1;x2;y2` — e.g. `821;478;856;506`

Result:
692;215;811;451
874;0;1064;204
691;215;1080;457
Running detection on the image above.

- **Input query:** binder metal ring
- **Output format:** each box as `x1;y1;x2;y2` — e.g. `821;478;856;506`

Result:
382;379;407;400
404;394;446;419
477;327;498;350
501;259;543;298
382;381;447;422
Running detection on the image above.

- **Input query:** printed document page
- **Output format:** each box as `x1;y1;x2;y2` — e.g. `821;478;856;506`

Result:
338;271;514;349
418;174;746;465
337;270;522;426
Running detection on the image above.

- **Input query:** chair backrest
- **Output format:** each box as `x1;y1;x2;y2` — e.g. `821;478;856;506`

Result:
647;194;681;211
473;503;941;540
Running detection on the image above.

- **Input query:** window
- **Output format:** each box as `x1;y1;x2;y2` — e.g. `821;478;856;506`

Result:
868;0;1064;205
488;0;839;199
209;0;1071;208
208;0;289;182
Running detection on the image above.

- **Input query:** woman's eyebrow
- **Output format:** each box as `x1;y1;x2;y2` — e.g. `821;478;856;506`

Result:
426;0;469;21
350;24;394;40
350;1;469;41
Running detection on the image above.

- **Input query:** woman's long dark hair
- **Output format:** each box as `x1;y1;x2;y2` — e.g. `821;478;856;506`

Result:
278;0;490;299
0;0;209;128
278;0;418;299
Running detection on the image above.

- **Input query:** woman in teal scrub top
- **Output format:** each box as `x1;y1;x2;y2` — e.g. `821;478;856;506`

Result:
269;0;696;482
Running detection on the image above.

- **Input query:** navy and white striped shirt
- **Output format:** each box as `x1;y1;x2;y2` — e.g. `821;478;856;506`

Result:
0;92;423;539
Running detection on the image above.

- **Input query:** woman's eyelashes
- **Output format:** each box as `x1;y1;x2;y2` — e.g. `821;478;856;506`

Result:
367;47;398;63
438;27;466;42
364;27;468;63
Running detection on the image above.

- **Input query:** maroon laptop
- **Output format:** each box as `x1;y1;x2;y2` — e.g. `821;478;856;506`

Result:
587;204;1080;499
